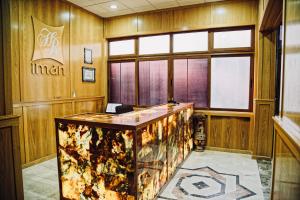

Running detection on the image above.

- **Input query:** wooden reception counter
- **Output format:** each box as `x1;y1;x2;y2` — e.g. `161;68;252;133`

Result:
55;103;193;200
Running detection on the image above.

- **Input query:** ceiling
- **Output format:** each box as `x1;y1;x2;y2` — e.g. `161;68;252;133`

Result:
67;0;224;18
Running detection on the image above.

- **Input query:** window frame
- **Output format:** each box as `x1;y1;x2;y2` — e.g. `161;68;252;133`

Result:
138;34;171;56
209;54;254;111
172;30;209;54
137;57;170;106
107;59;137;105
108;37;137;58
107;25;255;111
211;27;255;53
172;55;211;109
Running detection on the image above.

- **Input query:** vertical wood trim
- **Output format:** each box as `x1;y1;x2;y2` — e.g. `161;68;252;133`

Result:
0;0;4;115
249;114;255;152
11;124;24;200
207;115;211;144
2;0;13;115
271;131;277;200
18;0;24;103
69;5;73;98
135;59;139;105
23;107;30;163
280;0;287;118
135;39;139;105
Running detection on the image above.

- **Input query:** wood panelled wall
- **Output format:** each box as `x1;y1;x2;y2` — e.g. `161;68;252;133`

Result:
13;97;104;166
252;0;277;159
1;0;24;198
0;116;24;200
10;0;107;166
104;0;258;155
12;0;106;102
1;0;13;116
0;0;4;116
253;31;276;158
104;0;258;38
196;110;254;154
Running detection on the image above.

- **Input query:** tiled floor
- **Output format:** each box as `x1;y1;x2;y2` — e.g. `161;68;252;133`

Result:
23;158;59;200
257;159;272;200
22;151;271;200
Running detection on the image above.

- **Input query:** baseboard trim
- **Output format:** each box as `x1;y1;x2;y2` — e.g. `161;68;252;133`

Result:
22;153;57;169
251;155;272;160
205;146;252;155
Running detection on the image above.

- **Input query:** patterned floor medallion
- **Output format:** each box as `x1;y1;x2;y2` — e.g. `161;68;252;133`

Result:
167;167;256;200
159;151;264;200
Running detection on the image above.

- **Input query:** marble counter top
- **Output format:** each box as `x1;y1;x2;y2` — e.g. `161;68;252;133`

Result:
55;103;193;129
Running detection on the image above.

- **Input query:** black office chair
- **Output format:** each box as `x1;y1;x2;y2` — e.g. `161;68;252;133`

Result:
115;105;134;114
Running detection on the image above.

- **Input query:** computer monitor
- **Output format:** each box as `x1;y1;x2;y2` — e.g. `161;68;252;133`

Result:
105;103;122;114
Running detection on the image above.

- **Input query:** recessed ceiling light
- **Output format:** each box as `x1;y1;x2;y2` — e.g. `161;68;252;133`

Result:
110;4;117;9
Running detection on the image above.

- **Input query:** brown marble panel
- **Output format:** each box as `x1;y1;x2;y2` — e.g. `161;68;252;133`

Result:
57;123;135;200
136;118;168;200
183;108;194;159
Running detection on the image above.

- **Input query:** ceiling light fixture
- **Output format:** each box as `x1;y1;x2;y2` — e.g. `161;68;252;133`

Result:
110;4;117;9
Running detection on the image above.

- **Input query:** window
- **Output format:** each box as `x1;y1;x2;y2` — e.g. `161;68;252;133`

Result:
139;35;170;55
173;58;208;108
109;62;135;105
213;30;251;49
139;60;168;106
173;31;208;53
108;27;254;111
210;56;251;110
109;39;135;56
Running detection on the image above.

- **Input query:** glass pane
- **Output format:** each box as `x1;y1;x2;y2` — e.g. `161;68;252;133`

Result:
213;30;251;49
188;59;208;108
211;57;251;109
139;35;170;55
173;59;208;108
139;60;168;106
109;39;135;56
150;60;168;105
120;62;135;105
173;32;208;52
282;0;300;128
139;61;150;106
109;63;121;103
173;59;188;103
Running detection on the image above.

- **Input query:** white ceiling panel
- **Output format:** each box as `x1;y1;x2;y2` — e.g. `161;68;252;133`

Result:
119;0;150;8
132;5;156;13
67;0;225;18
84;5;107;16
102;9;135;17
150;0;179;9
68;0;108;7
98;1;128;12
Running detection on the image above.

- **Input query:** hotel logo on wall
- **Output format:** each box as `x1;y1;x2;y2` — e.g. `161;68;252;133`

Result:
31;17;65;76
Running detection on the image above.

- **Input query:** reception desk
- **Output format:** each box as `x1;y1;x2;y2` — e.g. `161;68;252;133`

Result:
55;103;193;200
